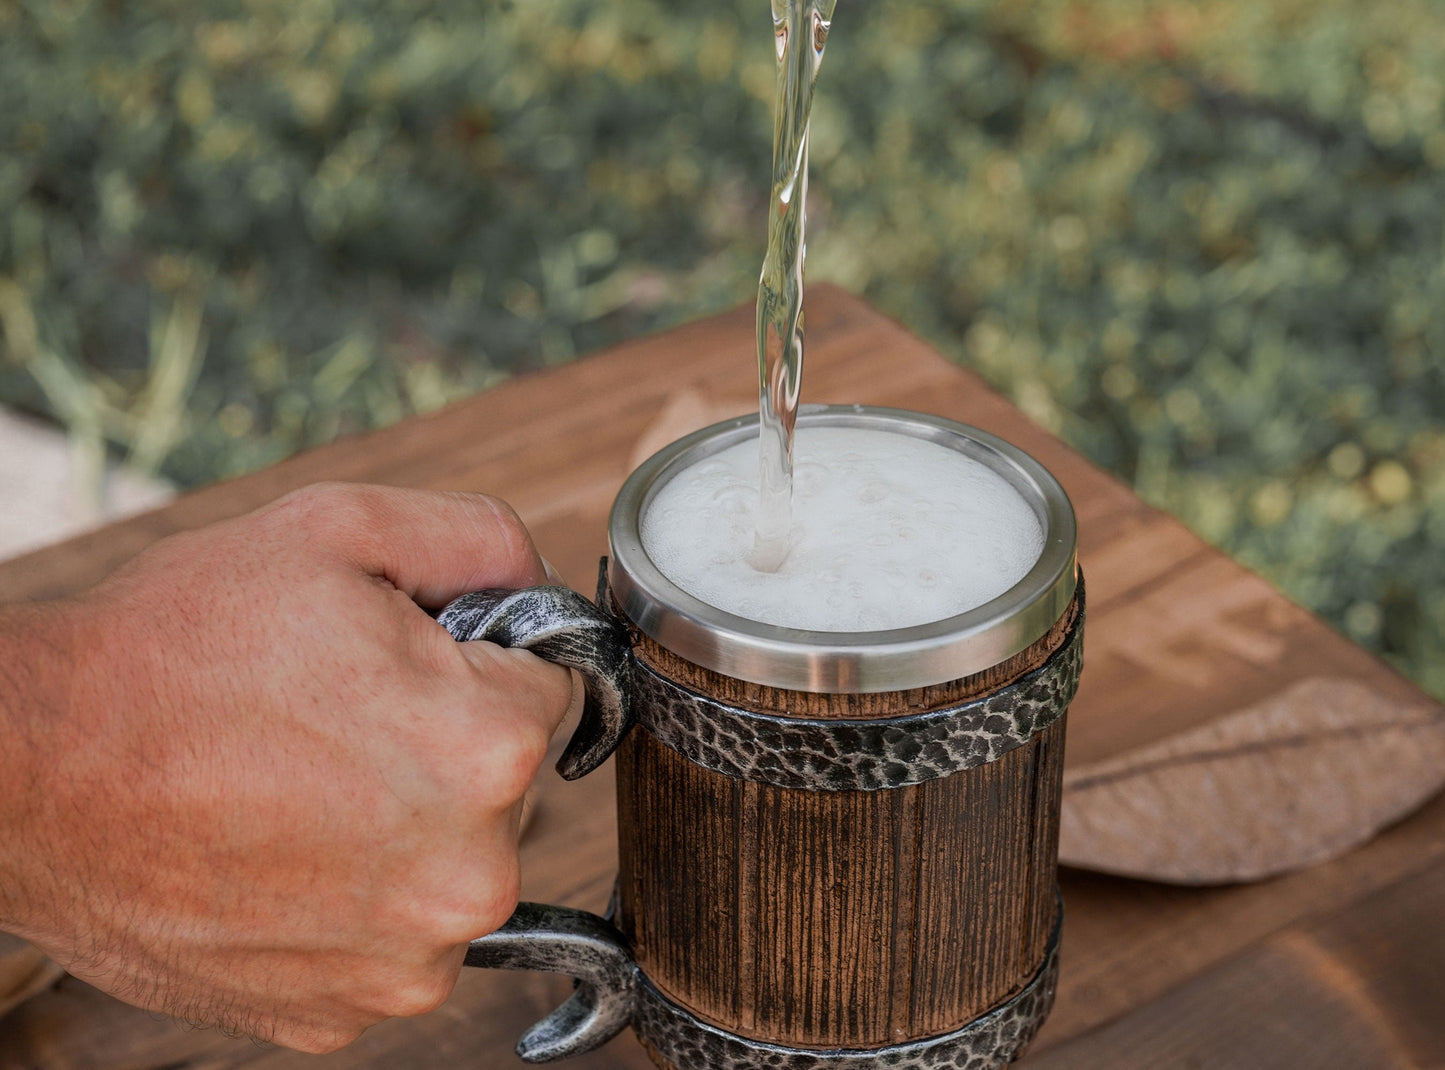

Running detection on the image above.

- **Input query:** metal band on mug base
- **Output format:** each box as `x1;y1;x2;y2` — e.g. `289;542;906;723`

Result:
633;899;1062;1070
632;578;1084;792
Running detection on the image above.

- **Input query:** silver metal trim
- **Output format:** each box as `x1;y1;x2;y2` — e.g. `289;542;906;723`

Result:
608;406;1077;693
630;586;1082;789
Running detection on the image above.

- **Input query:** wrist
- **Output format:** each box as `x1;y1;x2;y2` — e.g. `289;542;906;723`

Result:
0;599;84;937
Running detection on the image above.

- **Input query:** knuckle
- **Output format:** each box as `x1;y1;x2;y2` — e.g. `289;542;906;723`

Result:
473;864;523;936
463;492;539;578
418;867;520;947
477;723;551;806
386;969;458;1019
477;493;528;542
507;714;555;778
274;481;381;539
277;480;350;515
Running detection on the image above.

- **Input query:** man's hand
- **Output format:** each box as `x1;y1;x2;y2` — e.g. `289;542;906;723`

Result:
0;483;575;1051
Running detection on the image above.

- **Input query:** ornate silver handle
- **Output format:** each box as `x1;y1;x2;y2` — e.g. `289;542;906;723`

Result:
436;581;638;1061
464;903;638;1062
436;585;633;780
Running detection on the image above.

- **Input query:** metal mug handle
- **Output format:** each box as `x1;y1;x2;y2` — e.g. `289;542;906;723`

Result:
435;582;639;1062
437;584;633;781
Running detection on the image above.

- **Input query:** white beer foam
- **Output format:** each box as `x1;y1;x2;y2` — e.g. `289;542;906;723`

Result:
641;426;1044;632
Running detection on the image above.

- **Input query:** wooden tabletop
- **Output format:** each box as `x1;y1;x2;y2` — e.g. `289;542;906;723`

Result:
0;286;1440;1069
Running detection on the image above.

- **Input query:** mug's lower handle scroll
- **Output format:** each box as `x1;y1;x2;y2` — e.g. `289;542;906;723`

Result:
465;904;638;1062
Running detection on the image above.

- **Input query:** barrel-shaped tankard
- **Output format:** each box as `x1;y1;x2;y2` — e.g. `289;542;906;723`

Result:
438;406;1082;1069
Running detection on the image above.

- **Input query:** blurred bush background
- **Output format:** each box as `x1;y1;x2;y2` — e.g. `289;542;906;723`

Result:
0;0;1441;697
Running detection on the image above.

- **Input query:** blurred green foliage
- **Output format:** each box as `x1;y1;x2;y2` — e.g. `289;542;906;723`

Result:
0;0;1441;696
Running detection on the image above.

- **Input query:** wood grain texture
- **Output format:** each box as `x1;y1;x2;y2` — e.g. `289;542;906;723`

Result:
0;286;1440;1068
615;717;1066;1052
613;590;1072;1054
1025;859;1445;1070
1029;787;1445;1060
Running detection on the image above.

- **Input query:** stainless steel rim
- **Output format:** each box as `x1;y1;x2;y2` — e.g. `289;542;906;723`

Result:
607;405;1078;693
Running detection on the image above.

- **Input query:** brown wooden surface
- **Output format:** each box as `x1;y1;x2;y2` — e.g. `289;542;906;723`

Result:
0;285;1441;1068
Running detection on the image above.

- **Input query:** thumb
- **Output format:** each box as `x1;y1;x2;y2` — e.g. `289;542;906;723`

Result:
272;483;548;607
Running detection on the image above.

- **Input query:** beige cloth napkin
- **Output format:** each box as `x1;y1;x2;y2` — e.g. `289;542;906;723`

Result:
0;932;64;1019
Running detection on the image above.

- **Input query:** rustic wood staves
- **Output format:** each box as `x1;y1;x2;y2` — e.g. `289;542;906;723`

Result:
616;593;1077;1059
0;288;1440;1068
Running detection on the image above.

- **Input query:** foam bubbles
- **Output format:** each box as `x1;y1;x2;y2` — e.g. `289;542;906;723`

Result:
640;426;1044;632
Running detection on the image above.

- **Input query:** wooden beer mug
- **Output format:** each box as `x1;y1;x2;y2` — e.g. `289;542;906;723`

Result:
439;408;1082;1069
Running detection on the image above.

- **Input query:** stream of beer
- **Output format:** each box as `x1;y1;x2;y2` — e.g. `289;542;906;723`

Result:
752;0;837;572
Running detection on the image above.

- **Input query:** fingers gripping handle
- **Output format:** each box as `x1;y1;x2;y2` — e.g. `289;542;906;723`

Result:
440;586;637;1059
436;586;634;780
465;904;638;1062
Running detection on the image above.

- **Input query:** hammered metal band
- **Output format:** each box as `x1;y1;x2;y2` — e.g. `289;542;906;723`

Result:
633;899;1061;1070
632;582;1084;792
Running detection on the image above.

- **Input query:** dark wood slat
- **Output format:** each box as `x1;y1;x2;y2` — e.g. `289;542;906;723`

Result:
615;717;1064;1052
615;729;745;1029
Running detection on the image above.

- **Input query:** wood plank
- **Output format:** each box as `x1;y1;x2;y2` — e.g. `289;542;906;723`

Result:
1029;788;1445;1056
1022;857;1445;1069
0;286;1440;1067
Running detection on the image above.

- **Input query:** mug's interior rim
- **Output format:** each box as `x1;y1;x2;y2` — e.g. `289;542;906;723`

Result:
608;405;1078;692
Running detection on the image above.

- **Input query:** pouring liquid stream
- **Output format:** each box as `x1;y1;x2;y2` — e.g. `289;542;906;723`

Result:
753;0;837;572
